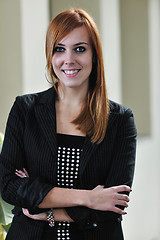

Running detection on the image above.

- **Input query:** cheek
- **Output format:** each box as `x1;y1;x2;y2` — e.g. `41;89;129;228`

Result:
52;55;62;72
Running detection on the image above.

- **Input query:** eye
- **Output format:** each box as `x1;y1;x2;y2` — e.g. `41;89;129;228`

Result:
54;47;65;53
75;46;86;53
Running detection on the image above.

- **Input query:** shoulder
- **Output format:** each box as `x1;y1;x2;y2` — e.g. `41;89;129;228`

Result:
109;100;133;117
9;87;56;119
108;100;137;133
16;87;55;109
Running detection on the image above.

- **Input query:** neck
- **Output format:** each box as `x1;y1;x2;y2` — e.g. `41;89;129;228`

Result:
57;83;88;106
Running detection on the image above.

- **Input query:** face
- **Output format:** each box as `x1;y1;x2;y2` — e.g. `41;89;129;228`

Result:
52;26;93;90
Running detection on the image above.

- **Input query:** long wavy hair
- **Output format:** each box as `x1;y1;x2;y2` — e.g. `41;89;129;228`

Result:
46;8;109;144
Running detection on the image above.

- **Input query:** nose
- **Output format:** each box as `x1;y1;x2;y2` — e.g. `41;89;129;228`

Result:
64;51;75;64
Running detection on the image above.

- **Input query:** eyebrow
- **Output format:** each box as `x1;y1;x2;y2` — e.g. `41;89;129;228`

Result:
57;42;89;46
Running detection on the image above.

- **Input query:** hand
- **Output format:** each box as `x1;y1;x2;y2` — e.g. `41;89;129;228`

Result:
15;169;73;222
22;208;47;221
89;185;131;215
15;168;29;178
22;208;74;222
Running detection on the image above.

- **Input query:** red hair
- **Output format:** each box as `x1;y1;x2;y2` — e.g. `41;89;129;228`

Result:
46;9;109;144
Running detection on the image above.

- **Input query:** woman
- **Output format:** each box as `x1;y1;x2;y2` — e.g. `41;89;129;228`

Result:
0;8;137;240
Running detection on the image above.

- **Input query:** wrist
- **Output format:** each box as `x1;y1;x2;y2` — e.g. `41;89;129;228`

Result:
77;189;91;208
44;212;48;221
47;208;55;227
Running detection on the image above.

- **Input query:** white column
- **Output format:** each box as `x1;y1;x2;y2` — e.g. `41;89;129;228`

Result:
20;0;50;94
100;0;122;102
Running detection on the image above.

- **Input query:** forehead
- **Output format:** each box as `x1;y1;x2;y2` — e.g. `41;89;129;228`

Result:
58;26;90;45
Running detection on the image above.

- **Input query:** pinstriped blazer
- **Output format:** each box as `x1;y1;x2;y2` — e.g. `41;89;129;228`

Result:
0;86;137;240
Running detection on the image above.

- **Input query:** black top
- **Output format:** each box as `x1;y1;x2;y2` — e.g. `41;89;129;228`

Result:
44;133;85;240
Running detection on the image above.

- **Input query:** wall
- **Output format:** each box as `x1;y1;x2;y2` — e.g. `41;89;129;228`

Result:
120;0;151;136
0;0;22;133
124;0;160;239
50;0;100;30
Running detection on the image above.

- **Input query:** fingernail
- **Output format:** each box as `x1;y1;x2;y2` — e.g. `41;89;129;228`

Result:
130;189;132;192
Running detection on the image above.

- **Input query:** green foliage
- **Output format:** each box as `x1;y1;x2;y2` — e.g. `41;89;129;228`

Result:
0;133;13;240
0;196;13;225
0;133;4;153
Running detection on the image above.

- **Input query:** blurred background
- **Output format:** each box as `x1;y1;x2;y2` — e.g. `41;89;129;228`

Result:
0;0;160;239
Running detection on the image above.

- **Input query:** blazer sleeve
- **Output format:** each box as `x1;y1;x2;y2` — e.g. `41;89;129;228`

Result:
65;108;137;229
0;97;53;213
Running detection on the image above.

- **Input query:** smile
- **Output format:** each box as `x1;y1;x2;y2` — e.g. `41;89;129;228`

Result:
63;69;80;75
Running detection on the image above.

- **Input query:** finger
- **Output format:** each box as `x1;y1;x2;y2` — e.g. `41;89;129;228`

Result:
23;168;29;177
15;171;25;178
116;185;131;193
15;170;25;176
117;194;130;202
15;169;24;174
111;206;127;215
22;208;30;216
116;200;129;208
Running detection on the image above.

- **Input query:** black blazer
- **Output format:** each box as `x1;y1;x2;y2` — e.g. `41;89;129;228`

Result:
0;87;137;240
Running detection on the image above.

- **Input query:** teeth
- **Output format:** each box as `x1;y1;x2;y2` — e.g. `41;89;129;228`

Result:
64;70;79;75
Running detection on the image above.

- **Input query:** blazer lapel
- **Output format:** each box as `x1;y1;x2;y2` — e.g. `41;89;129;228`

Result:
79;136;98;175
34;87;58;158
79;100;119;175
